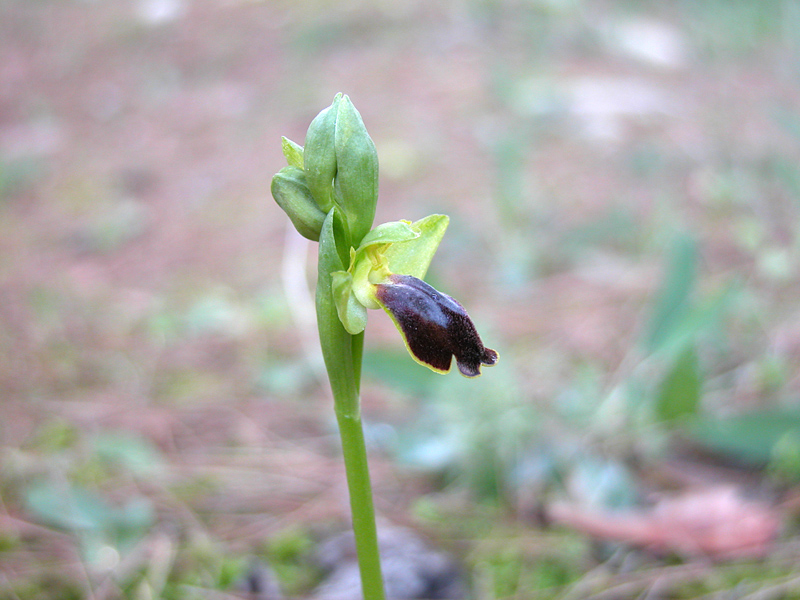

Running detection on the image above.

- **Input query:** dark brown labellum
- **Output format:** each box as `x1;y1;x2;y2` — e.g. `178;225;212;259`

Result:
376;274;498;377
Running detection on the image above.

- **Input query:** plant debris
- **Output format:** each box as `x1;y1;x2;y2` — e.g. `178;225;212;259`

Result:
547;485;781;560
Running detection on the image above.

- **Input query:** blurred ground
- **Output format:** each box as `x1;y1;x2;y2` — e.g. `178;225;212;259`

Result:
3;0;800;598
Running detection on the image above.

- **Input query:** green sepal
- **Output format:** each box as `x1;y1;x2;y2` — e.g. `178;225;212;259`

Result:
382;214;448;279
304;94;341;212
348;214;450;309
331;270;368;335
358;220;419;249
333;95;379;246
281;137;304;169
271;166;326;241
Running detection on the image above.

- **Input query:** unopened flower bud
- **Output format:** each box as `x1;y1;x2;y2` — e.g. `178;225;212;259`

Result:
303;96;340;213
299;94;378;247
333;95;378;246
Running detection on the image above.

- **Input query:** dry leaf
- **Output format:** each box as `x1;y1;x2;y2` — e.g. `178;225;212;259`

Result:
547;485;780;559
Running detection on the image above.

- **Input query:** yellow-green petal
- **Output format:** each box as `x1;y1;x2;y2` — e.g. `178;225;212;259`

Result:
382;214;448;279
332;270;368;335
281;136;304;169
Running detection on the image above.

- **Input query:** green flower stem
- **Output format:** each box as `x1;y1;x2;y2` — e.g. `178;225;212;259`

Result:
274;95;495;600
335;410;384;600
319;317;385;600
316;214;385;600
351;331;364;394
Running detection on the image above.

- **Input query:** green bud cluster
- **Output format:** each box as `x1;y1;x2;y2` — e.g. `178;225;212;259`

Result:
271;93;378;246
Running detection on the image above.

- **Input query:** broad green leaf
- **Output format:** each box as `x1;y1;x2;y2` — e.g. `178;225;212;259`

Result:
655;346;702;423
361;349;440;395
654;282;738;357
645;233;697;352
25;482;114;532
92;432;163;476
691;408;800;466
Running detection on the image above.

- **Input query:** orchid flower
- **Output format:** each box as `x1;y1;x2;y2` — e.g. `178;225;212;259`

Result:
270;94;497;600
331;216;498;377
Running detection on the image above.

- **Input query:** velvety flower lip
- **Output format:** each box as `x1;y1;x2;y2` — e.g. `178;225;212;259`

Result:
375;274;498;378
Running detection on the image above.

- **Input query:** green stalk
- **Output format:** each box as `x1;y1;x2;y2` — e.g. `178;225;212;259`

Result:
351;331;364;394
316;213;385;600
335;409;384;600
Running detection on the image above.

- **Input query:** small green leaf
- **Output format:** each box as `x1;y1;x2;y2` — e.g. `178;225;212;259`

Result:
91;432;164;476
654;282;738;357
645;233;697;352
361;349;440;395
25;482;113;532
655;346;702;423
691;408;800;466
281;136;304;169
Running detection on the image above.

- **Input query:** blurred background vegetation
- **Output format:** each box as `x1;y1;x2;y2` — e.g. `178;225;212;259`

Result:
2;0;800;598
